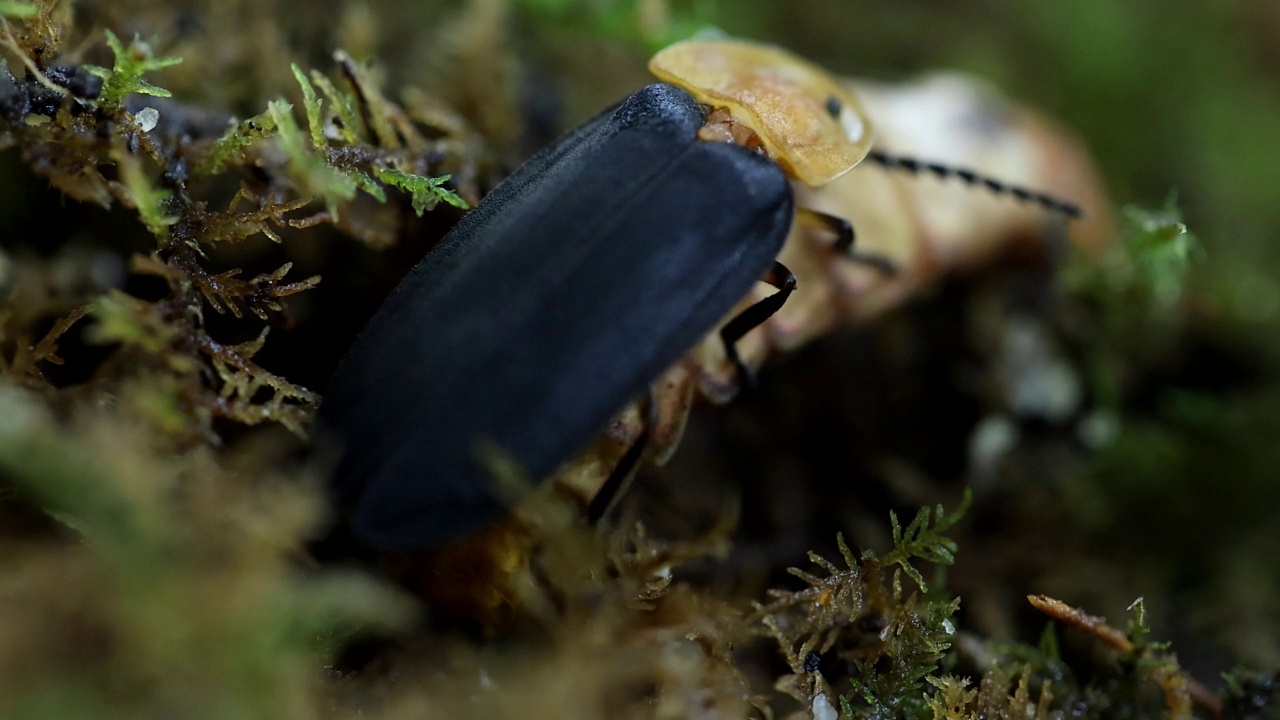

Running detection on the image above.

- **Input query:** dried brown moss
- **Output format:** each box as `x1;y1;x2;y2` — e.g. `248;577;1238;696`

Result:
0;2;478;441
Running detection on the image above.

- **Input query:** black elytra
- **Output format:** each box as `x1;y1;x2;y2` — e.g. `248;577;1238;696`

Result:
319;84;796;550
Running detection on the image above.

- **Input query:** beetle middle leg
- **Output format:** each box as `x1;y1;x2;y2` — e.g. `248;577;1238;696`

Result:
587;392;658;524
720;260;797;388
796;207;899;275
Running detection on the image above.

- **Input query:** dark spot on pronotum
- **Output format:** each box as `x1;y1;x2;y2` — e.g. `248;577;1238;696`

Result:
824;95;842;119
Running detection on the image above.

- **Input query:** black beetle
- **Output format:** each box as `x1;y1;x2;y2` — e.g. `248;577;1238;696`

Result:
320;82;804;549
319;39;1081;552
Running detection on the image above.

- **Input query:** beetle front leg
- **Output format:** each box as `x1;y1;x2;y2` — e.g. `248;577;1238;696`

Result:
796;207;899;275
720;260;798;389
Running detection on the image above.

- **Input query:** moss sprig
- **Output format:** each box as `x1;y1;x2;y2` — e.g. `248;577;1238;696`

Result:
879;489;972;593
267;99;360;220
283;59;469;218
194;110;277;175
112;140;177;240
0;305;87;384
375;167;468;215
89;263;320;439
752;493;971;720
290;63;325;150
84;29;182;108
309;69;365;144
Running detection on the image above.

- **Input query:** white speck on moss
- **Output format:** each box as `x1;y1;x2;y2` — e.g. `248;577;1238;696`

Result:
812;693;837;720
136;107;159;132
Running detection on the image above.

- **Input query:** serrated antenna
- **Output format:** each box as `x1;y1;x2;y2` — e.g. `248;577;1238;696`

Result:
866;149;1083;219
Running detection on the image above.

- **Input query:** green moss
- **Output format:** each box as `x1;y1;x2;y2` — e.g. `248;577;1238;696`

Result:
375;167;469;215
880;489;971;594
84;29;182;108
308;70;365;145
267;99;360;218
113;141;177;240
290;63;325;150
195;110;277;176
0;1;37;19
751;495;970;720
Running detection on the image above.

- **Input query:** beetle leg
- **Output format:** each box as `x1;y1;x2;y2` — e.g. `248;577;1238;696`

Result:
796;207;899;275
720;260;798;388
587;392;658;525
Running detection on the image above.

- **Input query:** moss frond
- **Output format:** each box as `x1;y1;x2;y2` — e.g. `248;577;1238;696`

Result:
0;23;475;438
309;69;365;144
923;676;978;720
878;489;972;593
267;99;359;219
112;141;176;240
88;255;322;438
333;49;402;148
754;494;970;719
0;305;87;384
847;594;961;720
290;63;325;150
186;195;310;247
194;110;277;175
375;167;469;215
83;29;182;107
